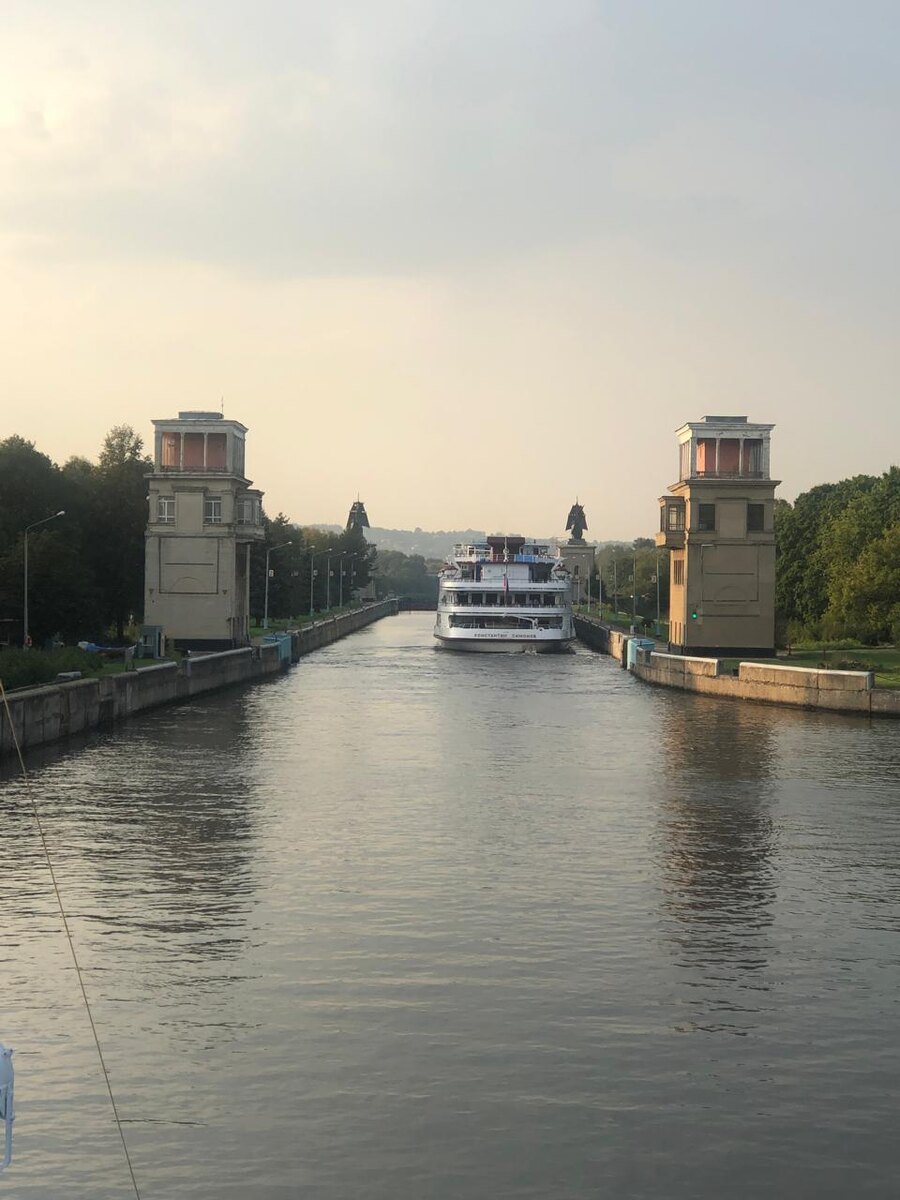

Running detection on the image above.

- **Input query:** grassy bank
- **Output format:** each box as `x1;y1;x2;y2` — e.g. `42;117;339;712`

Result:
577;605;668;639
249;604;361;640
0;647;114;690
720;646;900;689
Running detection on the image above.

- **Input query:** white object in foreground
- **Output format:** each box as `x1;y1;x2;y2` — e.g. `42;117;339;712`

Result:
0;1043;13;1170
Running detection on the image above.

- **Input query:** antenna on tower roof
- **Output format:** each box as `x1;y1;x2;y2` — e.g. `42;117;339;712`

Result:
220;396;224;415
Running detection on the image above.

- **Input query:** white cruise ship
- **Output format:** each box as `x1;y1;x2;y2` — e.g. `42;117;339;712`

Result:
434;535;575;653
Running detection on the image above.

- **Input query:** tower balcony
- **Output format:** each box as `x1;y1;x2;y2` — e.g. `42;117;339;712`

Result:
658;497;685;548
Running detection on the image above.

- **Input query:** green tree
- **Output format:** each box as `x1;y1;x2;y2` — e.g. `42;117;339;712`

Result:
372;550;438;603
89;426;153;639
250;514;307;621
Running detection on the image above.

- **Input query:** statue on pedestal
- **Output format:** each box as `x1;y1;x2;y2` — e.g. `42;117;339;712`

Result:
565;502;587;544
346;499;370;531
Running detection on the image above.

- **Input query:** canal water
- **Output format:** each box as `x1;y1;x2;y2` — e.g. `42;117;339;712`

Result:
2;612;900;1199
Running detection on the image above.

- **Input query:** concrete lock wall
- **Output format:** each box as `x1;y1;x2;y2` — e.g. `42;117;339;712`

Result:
1;600;399;759
573;614;900;720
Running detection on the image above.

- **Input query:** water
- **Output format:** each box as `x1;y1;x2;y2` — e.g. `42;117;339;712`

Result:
2;612;900;1198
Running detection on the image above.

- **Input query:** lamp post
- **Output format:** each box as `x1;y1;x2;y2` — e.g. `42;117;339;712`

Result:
263;540;292;630
338;552;356;609
632;550;637;623
23;510;65;648
308;547;332;616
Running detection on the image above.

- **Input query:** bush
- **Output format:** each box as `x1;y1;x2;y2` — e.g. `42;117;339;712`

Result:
0;647;103;691
791;637;865;652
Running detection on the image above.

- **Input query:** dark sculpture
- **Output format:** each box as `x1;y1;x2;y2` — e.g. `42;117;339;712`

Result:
566;502;588;543
346;499;370;531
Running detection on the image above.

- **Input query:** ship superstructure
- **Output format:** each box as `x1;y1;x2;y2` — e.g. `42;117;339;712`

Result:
434;535;574;652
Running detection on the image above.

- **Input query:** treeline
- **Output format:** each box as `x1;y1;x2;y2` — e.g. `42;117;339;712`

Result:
248;516;375;621
371;550;440;603
776;467;900;645
0;428;149;645
593;539;670;619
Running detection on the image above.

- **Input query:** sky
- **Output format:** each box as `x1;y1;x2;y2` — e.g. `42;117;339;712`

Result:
2;1;899;539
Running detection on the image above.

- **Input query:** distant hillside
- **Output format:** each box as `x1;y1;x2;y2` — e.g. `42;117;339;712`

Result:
309;525;487;559
306;525;617;558
366;527;490;558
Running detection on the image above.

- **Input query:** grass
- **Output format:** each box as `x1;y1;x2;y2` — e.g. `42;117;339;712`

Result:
0;646;123;690
577;604;668;640
719;646;900;689
249;604;361;639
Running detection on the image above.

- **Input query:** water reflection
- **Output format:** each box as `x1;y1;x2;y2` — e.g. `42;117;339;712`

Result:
1;696;261;989
656;694;777;1033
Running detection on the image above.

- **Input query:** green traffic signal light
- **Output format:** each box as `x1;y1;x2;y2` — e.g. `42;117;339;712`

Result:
690;610;698;620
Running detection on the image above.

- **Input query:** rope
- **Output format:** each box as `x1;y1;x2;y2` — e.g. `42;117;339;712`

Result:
0;680;143;1200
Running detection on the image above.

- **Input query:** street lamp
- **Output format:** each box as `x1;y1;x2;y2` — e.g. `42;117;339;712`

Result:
23;510;65;648
309;547;332;616
263;540;292;630
632;549;637;623
338;552;356;609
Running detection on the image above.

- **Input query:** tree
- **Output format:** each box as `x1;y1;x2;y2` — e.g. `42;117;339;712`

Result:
826;523;900;643
372;550;438;603
249;514;307;622
0;436;65;551
88;426;153;639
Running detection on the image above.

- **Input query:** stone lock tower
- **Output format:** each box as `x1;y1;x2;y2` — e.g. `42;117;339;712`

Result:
656;415;778;657
144;411;265;650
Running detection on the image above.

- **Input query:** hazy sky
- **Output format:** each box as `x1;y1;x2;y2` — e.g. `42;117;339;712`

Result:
3;1;899;538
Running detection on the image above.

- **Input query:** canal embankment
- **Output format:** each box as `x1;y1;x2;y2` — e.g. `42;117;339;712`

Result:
574;614;900;719
0;599;398;758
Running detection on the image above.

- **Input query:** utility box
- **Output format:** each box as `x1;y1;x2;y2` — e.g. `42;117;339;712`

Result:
139;625;165;659
626;637;656;670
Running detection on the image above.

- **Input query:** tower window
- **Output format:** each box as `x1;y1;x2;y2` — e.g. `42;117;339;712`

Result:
236;497;258;525
673;559;684;586
697;504;716;531
157;496;175;524
161;432;180;468
207;433;227;470
747;503;765;532
204;496;222;524
184;433;205;469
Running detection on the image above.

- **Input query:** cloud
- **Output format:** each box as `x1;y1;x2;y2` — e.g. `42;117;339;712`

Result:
1;0;899;292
